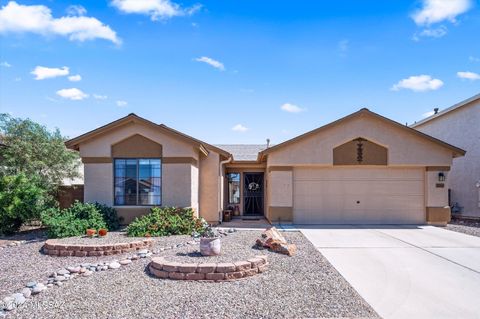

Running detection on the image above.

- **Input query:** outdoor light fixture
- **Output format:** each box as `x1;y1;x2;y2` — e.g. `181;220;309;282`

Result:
438;172;445;182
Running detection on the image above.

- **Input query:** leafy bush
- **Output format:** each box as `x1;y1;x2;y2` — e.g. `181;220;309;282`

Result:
41;201;107;238
0;173;48;235
126;207;204;237
94;203;123;231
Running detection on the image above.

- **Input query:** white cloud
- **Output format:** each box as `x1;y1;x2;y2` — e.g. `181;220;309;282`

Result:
116;100;128;107
0;1;121;44
280;103;305;113
56;88;88;100
412;0;472;25
111;0;201;21
457;71;480;80
195;56;225;71
469;56;480;62
0;61;11;67
31;66;69;80
66;5;87;16
232;124;248;132
391;75;444;92
415;25;447;39
93;94;108;100
68;74;82;82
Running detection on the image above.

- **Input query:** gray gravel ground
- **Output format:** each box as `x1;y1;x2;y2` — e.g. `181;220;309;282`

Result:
446;220;480;238
0;234;190;298
4;231;378;319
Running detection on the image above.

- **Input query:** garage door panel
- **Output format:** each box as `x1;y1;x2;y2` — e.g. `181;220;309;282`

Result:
293;167;425;224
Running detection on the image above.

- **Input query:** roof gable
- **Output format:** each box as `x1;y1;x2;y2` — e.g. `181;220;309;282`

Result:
259;108;465;160
411;93;480;128
65;113;230;158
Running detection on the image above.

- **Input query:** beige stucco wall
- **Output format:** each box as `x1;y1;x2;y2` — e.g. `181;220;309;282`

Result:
191;165;199;215
199;152;221;223
84;163;113;205
162;163;194;208
267;113;453;167
426;170;449;207
268;171;293;207
414;101;480;217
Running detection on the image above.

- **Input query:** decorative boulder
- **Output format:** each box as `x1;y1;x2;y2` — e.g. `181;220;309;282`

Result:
255;226;296;256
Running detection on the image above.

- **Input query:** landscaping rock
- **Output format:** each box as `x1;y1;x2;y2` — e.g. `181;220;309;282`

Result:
255;226;297;256
2;296;15;311
119;259;132;265
21;288;31;299
31;285;44;295
57;268;70;276
13;293;26;306
108;261;121;269
26;281;37;289
82;270;93;277
66;266;81;273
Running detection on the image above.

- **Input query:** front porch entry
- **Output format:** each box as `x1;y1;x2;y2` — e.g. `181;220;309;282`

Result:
243;172;264;216
225;168;265;218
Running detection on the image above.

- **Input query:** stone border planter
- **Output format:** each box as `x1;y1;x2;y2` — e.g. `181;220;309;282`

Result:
42;238;153;257
148;255;269;281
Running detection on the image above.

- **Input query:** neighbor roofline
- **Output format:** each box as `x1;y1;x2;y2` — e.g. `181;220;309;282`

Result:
411;93;480;128
258;108;466;161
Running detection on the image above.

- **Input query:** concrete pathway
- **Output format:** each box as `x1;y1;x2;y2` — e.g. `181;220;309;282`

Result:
299;225;480;319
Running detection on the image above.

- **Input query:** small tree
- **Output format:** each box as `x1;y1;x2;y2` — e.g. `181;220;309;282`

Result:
0;113;80;192
0;173;48;235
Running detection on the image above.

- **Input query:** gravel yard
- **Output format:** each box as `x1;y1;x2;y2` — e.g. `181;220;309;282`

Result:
446;219;480;238
3;231;378;319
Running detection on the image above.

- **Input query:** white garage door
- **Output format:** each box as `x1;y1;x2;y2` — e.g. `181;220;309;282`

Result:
293;167;425;224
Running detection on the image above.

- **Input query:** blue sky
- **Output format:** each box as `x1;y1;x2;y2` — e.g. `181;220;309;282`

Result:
0;0;479;144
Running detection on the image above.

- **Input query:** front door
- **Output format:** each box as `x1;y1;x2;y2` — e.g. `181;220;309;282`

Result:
243;173;264;216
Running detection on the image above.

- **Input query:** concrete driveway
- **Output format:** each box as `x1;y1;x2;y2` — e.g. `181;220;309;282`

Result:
299;225;480;319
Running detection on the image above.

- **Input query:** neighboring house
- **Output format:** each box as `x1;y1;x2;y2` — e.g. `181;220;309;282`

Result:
412;93;480;218
58;160;84;208
65;109;465;225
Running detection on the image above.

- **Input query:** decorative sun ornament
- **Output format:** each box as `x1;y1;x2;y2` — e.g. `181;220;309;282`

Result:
248;182;260;191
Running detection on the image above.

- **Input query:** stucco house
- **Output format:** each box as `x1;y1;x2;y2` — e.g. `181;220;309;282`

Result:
412;93;480;218
65;108;465;225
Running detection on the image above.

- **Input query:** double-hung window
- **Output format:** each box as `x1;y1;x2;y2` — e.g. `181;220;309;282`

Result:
114;159;161;206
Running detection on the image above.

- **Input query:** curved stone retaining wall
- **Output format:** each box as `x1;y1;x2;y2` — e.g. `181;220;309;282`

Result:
148;255;268;281
43;239;153;257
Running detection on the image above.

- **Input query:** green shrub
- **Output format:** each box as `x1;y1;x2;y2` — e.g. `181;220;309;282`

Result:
41;201;107;238
0;173;48;235
126;207;204;237
94;203;123;230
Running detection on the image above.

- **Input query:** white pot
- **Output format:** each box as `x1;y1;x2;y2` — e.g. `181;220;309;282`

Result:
200;237;221;256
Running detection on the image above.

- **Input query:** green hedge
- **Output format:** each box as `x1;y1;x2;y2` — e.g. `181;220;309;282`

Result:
41;202;107;238
126;207;204;237
0;173;48;235
94;202;123;231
